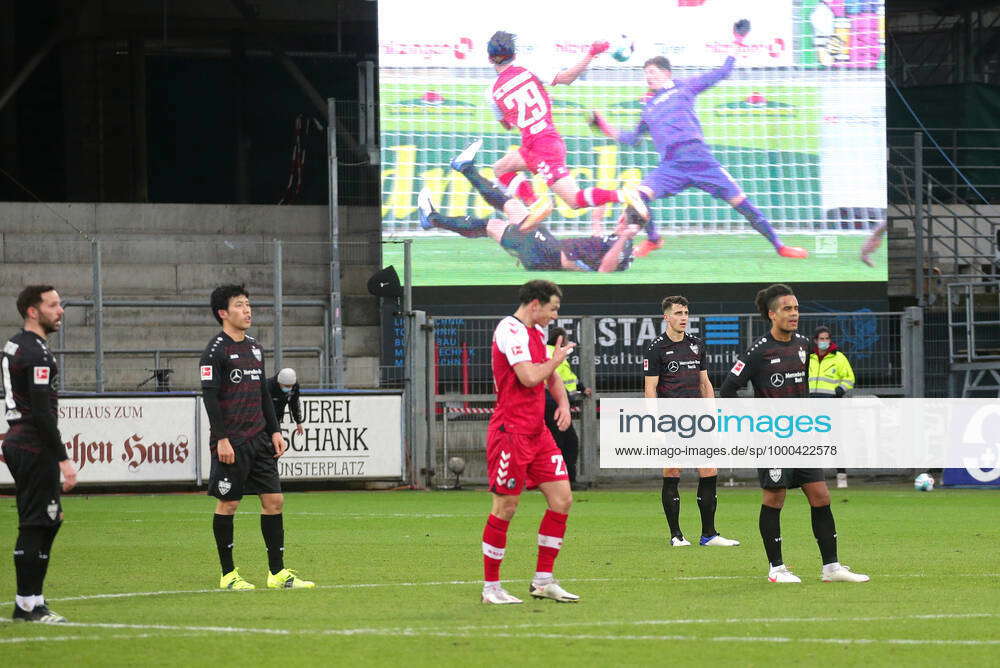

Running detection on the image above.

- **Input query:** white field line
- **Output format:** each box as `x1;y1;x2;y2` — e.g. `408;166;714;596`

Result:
0;620;998;647
4;573;1000;607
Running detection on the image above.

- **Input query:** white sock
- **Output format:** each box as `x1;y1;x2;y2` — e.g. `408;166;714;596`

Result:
823;562;841;575
15;595;35;612
483;580;500;590
33;595;45;607
533;571;553;583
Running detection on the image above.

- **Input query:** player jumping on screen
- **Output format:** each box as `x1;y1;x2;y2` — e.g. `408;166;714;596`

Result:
418;147;638;272
480;279;580;604
474;31;648;229
589;20;809;259
719;283;868;584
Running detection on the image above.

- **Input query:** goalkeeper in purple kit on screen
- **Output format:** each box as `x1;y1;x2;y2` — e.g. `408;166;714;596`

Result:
590;20;809;260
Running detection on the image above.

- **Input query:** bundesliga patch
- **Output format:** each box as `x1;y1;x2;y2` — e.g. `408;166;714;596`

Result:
730;360;745;376
33;366;50;385
200;365;213;380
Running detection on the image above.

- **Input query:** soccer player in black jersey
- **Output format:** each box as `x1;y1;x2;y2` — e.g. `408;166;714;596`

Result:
719;284;869;584
2;285;77;623
643;296;739;548
414;144;639;273
201;285;314;590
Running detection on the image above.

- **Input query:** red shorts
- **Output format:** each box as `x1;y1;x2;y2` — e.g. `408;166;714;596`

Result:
519;134;570;186
486;428;569;496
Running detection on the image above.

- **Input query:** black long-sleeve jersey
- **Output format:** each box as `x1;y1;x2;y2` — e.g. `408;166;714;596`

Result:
2;329;67;459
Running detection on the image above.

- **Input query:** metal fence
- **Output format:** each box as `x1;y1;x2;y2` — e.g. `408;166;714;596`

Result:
400;311;920;488
2;235;395;393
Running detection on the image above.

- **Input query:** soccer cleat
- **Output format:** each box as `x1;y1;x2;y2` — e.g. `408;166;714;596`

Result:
450;138;483;172
529;579;580;603
621;188;650;221
220;568;256;590
777;245;809;259
417;187;436;230
768;565;801;583
836;472;848;489
860;252;875;268
700;534;741;547
482;585;523;604
634;239;664;258
267;568;316;589
822;564;870;583
12;604;67;623
519;194;553;232
670;536;692;547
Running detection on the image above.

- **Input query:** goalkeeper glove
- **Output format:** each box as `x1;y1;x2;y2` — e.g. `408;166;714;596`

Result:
589;41;610;57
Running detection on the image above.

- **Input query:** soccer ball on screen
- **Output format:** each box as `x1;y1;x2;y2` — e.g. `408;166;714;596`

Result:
914;473;935;492
611;34;634;62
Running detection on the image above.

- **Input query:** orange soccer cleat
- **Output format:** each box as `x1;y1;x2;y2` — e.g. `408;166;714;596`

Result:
777;245;809;259
634;239;664;257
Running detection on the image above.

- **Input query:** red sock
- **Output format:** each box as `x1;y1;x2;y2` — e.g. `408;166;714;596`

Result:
574;188;621;208
516;179;538;205
482;514;510;582
497;172;517;188
536;509;568;573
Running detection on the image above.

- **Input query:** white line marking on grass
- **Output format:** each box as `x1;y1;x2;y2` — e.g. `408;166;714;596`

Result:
2;621;999;648
3;572;999;607
0;632;210;645
450;612;1000;632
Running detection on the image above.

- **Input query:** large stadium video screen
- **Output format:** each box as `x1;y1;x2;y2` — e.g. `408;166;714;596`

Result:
378;0;887;287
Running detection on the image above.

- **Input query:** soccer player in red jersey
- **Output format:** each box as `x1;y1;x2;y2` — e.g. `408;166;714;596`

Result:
466;31;647;230
480;280;579;604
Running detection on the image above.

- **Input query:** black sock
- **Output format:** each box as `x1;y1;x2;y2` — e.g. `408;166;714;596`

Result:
811;505;839;565
13;526;46;597
213;514;235;574
461;165;510;211
37;523;61;592
261;514;285;574
661;477;682;538
428;212;489;238
759;505;783;568
697;475;718;538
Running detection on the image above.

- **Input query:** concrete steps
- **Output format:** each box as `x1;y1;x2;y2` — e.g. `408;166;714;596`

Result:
0;202;383;390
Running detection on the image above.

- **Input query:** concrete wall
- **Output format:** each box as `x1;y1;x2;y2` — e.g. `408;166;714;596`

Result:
0;202;382;389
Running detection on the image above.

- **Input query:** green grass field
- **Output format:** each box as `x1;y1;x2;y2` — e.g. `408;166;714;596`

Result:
1;485;997;666
382;233;887;286
381;82;821;153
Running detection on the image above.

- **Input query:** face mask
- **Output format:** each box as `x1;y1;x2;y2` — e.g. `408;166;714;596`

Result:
817;341;830;351
281;386;292;393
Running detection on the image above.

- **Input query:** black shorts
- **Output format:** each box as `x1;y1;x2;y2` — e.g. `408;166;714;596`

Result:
758;468;825;490
499;227;561;271
2;441;63;528
208;431;282;501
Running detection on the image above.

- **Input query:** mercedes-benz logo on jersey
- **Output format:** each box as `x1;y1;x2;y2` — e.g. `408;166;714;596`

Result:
230;369;243;384
770;372;785;388
667;361;680;373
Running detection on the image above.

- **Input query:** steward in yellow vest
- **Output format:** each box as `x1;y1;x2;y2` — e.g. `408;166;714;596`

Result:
808;326;855;397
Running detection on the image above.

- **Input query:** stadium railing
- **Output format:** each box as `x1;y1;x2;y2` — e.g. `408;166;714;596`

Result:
395;312;919;488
